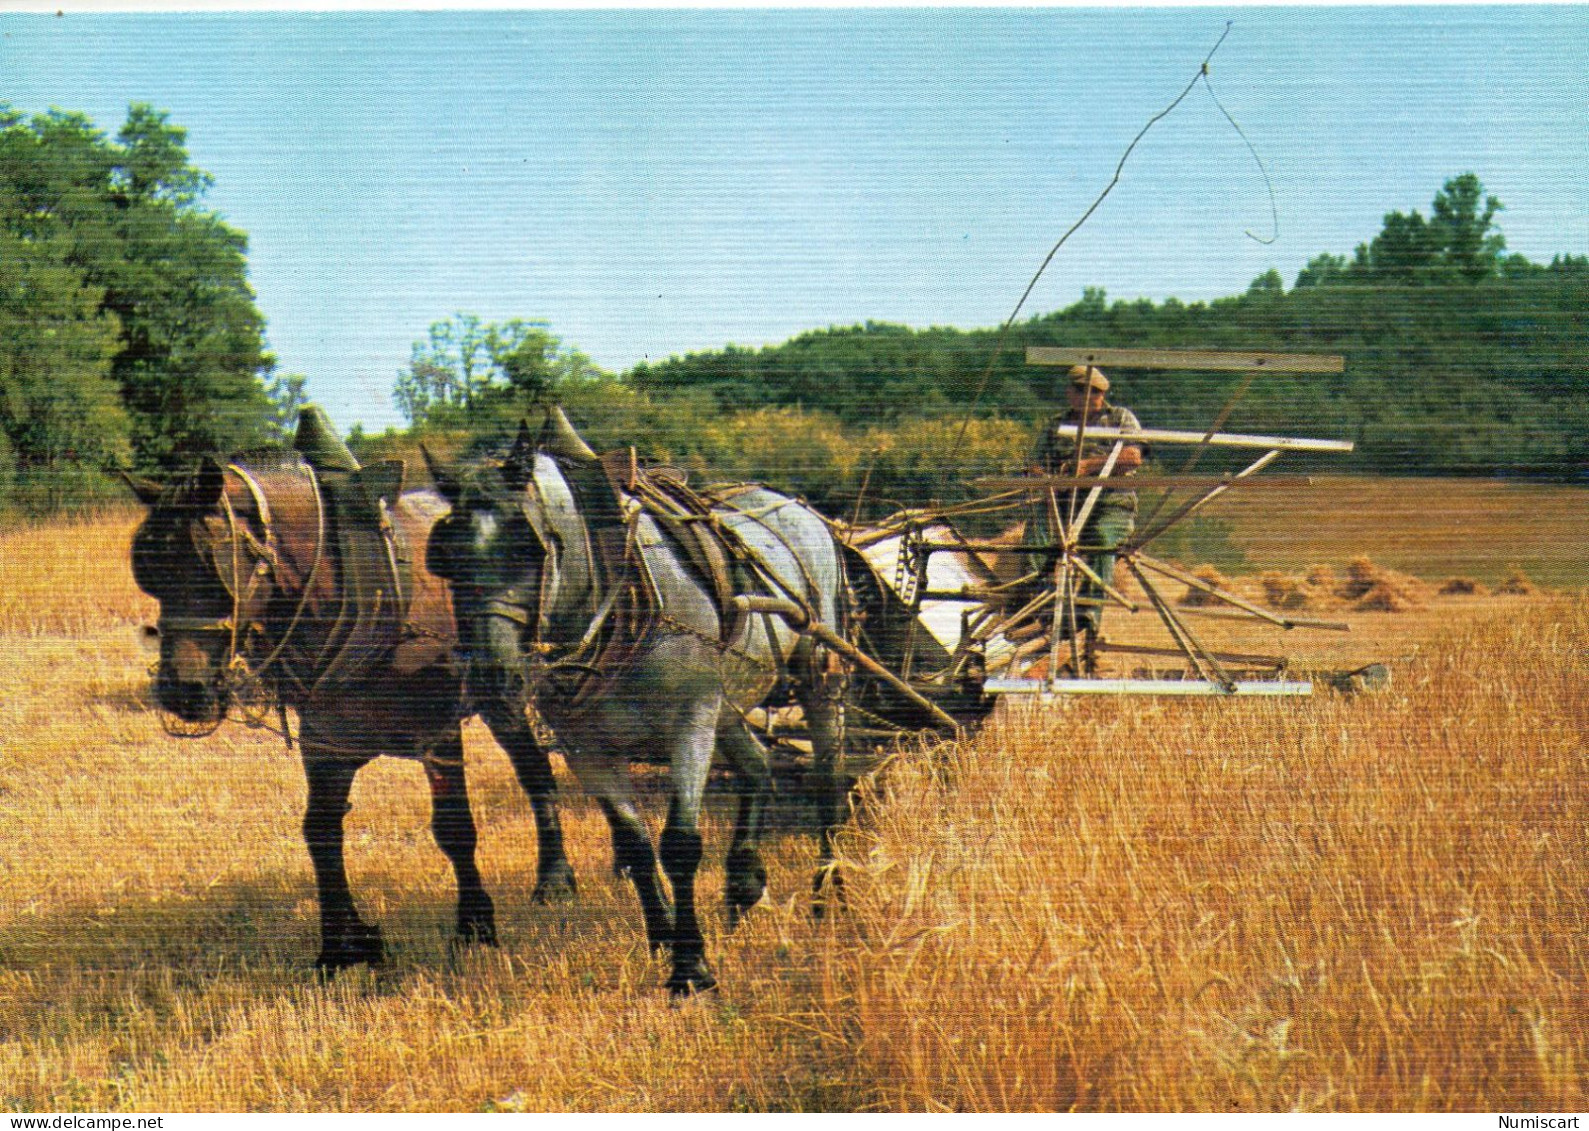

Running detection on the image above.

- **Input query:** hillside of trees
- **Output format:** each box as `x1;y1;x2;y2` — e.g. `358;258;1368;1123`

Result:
1;106;1581;524
372;175;1583;521
627;175;1586;482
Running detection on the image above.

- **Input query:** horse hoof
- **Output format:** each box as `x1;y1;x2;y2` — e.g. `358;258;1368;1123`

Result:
315;923;386;973
454;918;499;949
725;852;767;930
725;889;764;931
313;946;382;975
666;963;718;996
531;863;578;905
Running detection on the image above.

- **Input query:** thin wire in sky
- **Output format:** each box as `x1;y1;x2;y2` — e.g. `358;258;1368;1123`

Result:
949;21;1234;456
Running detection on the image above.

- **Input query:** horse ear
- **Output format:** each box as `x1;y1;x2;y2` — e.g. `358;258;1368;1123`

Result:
192;457;227;510
420;445;462;504
118;470;164;508
502;421;537;490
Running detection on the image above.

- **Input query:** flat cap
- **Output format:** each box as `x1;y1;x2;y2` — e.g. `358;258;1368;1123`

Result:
1067;364;1110;393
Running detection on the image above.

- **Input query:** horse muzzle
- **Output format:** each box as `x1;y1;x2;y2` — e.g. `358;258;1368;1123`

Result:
155;669;229;725
155;631;232;724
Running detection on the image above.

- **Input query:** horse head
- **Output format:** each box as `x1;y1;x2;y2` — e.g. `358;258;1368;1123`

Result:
128;456;284;727
425;421;555;710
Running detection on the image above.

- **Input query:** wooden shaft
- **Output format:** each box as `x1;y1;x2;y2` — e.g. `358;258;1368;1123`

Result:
1134;551;1301;630
1026;346;1344;374
975;474;1315;490
731;596;963;731
1068;440;1123;542
1175;605;1351;632
1063;552;1139;613
1131;449;1284;552
1050;425;1354;453
1128;557;1235;690
1094;640;1287;666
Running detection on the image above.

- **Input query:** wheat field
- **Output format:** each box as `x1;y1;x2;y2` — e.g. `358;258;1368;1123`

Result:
0;499;1584;1112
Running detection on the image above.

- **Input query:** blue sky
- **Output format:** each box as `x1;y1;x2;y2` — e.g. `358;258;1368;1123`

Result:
5;7;1586;432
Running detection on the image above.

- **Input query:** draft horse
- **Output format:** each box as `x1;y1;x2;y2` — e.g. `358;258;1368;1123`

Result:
425;413;852;993
127;409;577;971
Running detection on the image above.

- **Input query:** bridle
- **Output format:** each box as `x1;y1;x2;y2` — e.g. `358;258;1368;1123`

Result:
156;460;326;739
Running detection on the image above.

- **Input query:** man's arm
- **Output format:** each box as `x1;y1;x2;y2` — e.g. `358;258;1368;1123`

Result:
1075;444;1142;476
1078;406;1145;475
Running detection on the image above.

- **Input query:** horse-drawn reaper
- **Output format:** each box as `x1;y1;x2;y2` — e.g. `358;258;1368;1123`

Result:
127;342;1364;993
832;346;1374;735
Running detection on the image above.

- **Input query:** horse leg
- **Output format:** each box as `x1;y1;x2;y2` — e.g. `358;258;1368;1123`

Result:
797;652;850;918
481;708;577;903
301;747;384;971
423;730;497;947
716;718;773;929
657;696;718;994
593;793;674;959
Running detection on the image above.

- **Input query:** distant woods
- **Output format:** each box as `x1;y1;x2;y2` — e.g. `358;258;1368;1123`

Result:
625;174;1586;487
1;105;1581;519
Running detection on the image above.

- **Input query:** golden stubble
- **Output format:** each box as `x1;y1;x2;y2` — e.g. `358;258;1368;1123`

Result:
0;509;1583;1111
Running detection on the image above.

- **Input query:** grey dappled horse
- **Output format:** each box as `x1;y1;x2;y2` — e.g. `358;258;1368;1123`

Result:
427;417;850;994
126;412;577;972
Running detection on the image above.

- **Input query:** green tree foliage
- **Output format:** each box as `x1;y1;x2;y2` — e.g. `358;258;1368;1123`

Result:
1347;173;1506;284
0;225;128;510
388;174;1580;519
624;175;1585;481
0;104;275;500
265;372;309;444
393;314;605;426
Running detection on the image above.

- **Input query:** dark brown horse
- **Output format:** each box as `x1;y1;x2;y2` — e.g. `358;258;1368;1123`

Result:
126;411;576;971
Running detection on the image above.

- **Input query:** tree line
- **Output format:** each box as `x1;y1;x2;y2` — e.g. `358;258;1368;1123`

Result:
624;175;1587;482
2;104;1581;519
376;176;1584;520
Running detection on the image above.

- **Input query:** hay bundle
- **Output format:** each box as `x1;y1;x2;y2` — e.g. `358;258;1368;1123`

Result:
1438;577;1488;596
1338;556;1384;600
1354;581;1419;612
1306;565;1338;591
1260;570;1317;610
1493;569;1538;596
1178;565;1232;607
1337;556;1431;610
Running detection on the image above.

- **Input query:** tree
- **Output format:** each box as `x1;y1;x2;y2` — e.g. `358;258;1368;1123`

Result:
1429;172;1505;282
1293;253;1348;289
265;372;309;443
393;315;606;425
103;107;275;467
1351;173;1506;286
1246;268;1284;295
0;226;129;510
0;104;276;477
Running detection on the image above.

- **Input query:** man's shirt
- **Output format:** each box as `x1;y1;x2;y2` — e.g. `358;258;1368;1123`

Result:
1030;403;1145;512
